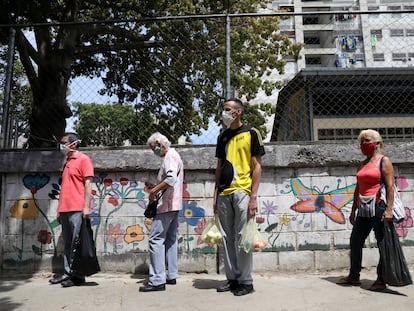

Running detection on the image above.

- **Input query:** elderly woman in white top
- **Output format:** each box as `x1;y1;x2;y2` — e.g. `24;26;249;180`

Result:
139;132;184;292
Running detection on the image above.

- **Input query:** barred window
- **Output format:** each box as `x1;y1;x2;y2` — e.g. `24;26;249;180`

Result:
305;56;322;65
373;53;385;61
318;127;414;141
390;29;404;37
371;29;383;39
392;53;407;61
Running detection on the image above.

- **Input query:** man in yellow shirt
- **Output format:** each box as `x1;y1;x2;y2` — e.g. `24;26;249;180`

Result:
213;98;265;296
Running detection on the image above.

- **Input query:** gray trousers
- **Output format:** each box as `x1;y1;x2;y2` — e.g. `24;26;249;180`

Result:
60;211;83;277
217;190;253;285
148;211;179;286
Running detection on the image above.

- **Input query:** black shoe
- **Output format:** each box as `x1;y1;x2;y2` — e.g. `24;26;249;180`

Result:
61;277;85;288
166;279;176;285
139;284;166;292
217;280;238;292
49;274;70;285
233;284;254;296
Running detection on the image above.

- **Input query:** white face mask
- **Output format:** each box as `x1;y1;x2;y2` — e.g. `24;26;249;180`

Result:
222;110;235;127
60;140;79;155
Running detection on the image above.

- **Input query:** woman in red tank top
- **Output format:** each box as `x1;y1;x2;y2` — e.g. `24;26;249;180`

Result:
336;129;395;291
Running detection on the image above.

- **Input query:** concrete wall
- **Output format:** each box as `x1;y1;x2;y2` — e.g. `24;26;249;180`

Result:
1;141;413;275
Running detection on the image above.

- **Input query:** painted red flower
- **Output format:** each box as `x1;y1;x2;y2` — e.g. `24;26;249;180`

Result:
103;179;113;187
108;197;119;206
37;230;52;244
120;178;129;186
256;217;265;224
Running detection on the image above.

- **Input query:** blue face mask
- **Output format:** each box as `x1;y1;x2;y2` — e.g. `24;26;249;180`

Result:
153;145;163;157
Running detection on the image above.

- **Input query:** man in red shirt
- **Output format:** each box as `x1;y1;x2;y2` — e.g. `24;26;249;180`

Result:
49;132;94;287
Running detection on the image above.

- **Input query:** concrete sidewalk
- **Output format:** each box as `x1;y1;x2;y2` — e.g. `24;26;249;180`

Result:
0;267;413;311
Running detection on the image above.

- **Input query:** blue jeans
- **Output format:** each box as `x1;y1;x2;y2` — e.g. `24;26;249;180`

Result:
349;201;386;281
217;190;253;285
148;211;179;286
59;211;84;278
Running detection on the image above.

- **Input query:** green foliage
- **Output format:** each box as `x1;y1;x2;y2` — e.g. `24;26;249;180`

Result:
74;102;152;146
0;47;32;142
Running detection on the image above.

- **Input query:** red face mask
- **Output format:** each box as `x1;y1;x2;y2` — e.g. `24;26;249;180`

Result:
360;141;376;156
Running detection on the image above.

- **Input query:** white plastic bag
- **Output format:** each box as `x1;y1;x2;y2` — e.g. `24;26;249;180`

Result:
201;216;223;246
240;217;267;253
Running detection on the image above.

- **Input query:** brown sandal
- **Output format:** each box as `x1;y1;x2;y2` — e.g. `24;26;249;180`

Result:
336;276;361;286
368;280;386;291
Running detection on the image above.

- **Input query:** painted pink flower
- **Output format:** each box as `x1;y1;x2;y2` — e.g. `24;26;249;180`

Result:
195;218;206;245
396;176;409;190
107;223;124;244
395;207;413;237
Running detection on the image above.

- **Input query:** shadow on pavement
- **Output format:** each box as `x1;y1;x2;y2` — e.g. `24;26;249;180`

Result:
192;278;222;290
321;276;408;296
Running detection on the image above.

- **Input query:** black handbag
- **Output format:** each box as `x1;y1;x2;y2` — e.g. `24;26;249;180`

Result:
379;220;412;286
144;168;180;218
71;218;101;277
144;190;165;218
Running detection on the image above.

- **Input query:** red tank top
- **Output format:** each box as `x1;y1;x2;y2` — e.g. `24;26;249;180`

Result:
356;157;382;197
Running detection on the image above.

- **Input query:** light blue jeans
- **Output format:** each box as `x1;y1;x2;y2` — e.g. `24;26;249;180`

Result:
217;190;253;285
59;211;83;277
148;211;179;286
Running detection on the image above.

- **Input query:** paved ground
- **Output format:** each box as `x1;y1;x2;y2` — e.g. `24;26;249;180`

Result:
0;267;413;311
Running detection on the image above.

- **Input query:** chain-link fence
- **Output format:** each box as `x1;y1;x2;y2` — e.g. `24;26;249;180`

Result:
1;9;414;149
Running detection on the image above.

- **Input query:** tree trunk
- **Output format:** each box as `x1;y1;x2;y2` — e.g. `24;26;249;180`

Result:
27;53;73;148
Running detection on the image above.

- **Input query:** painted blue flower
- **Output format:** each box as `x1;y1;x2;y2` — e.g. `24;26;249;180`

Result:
179;201;205;226
90;212;101;226
23;174;50;194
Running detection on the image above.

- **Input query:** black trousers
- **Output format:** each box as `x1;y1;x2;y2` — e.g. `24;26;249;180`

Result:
349;201;386;281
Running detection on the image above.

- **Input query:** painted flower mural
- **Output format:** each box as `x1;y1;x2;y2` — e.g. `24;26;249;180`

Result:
179;201;205;226
124;225;145;244
37;230;52;244
179;201;205;252
10;199;39;220
107;223;124;254
395;207;413;238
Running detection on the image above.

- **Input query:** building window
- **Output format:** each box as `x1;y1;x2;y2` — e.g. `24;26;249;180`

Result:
305;57;322;65
304;36;320;45
392;53;407;61
303;16;319;25
373;53;385;61
406;29;414;37
370;29;383;39
390;29;404;37
318;127;414;140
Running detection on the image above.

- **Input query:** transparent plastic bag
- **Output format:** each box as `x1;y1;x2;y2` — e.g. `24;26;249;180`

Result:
240;217;267;253
201;216;223;247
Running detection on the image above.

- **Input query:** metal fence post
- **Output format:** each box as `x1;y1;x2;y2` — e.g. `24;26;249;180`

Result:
1;27;16;149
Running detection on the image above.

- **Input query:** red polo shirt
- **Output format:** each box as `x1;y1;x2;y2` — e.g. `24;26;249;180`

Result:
57;151;94;213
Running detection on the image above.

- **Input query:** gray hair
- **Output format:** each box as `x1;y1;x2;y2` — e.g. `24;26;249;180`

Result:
147;132;171;148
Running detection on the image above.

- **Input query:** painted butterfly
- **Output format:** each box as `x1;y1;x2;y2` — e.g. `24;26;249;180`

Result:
290;178;356;224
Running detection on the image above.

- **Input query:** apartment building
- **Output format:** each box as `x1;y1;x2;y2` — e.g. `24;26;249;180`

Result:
267;0;414;141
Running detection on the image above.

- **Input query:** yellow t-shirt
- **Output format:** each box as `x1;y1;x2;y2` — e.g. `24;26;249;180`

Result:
215;125;265;196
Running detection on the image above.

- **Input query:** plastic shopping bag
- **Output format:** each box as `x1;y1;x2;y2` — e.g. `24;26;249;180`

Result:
201;216;223;246
71;218;101;276
240;217;267;253
379;220;412;286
